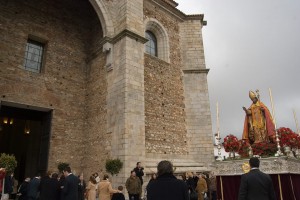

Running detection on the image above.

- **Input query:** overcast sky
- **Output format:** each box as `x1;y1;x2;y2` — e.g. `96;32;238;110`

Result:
176;0;300;139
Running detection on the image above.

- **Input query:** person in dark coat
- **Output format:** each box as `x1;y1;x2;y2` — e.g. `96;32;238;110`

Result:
133;162;144;185
39;171;51;200
147;160;189;200
111;186;125;200
58;174;65;200
238;157;276;200
27;174;41;200
78;174;86;200
18;177;31;200
39;173;60;200
62;166;79;200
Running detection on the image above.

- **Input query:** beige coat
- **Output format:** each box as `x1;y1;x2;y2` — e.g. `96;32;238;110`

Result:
86;181;97;200
195;177;208;200
98;180;119;200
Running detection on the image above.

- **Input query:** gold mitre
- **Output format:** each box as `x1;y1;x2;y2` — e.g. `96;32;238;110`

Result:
249;91;257;99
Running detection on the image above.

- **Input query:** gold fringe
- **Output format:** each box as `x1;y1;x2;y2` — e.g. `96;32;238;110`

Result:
278;174;283;200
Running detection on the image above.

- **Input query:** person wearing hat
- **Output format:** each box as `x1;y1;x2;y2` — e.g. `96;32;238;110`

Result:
242;90;276;144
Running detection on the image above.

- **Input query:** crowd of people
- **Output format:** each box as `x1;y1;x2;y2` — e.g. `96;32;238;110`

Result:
1;161;217;200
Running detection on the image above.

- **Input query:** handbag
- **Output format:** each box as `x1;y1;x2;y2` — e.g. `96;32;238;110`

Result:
203;192;209;200
189;188;198;200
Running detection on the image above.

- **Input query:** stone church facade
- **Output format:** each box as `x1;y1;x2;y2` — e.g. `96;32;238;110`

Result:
0;0;213;185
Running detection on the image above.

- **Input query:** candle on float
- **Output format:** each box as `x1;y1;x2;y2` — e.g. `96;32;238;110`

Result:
216;101;220;137
268;88;277;128
293;109;300;135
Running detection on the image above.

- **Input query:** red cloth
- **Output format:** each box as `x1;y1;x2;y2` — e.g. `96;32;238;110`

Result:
242;101;275;142
0;169;6;193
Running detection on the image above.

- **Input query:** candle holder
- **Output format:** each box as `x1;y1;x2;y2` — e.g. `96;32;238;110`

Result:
275;129;283;156
216;132;223;161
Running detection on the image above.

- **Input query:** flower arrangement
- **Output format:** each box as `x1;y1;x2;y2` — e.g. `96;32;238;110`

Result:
251;142;277;157
277;127;299;148
223;134;240;152
238;140;250;158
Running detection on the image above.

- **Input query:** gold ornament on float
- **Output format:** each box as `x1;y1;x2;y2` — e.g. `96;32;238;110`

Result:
242;162;250;173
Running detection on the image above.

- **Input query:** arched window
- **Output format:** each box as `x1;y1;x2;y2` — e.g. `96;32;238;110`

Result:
145;31;157;57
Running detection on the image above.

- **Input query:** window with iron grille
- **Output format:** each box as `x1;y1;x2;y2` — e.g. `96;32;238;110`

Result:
24;39;44;73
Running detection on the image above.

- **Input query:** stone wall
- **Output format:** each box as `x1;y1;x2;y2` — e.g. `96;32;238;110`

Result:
144;2;188;155
0;0;103;172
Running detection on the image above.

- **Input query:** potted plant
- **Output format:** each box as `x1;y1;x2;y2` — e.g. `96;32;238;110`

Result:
0;153;17;174
105;158;123;176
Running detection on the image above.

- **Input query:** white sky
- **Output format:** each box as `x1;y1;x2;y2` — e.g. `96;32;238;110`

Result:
176;0;300;139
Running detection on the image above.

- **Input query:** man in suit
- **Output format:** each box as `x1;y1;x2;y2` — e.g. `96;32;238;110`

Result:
238;157;276;200
62;166;79;200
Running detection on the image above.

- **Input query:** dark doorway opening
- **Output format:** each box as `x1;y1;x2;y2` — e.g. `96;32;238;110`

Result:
0;102;52;182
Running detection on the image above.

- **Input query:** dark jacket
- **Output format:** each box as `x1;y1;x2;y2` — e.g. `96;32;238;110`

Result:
111;193;126;200
4;175;13;194
18;181;30;200
62;173;79;200
125;176;141;195
147;173;189;200
238;169;276;200
27;177;40;199
39;177;60;200
78;180;86;200
186;177;196;191
133;167;144;185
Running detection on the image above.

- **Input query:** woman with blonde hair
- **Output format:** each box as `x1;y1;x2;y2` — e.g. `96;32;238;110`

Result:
86;175;97;200
98;174;121;200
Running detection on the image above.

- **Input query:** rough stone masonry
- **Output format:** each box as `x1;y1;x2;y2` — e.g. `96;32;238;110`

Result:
0;0;213;186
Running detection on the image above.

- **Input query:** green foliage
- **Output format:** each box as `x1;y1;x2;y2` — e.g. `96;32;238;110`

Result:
0;153;17;174
105;158;123;176
57;162;70;173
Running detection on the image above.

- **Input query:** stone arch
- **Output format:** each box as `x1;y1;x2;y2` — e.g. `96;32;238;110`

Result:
144;18;170;63
89;0;114;37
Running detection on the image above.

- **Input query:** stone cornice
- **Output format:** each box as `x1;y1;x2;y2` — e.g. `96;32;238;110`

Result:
111;29;148;44
149;0;204;23
183;69;210;74
98;29;148;46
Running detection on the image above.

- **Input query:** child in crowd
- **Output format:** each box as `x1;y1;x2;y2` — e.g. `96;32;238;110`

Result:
111;186;125;200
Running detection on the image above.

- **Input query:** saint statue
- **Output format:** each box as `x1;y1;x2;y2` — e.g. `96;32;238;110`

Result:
242;91;276;144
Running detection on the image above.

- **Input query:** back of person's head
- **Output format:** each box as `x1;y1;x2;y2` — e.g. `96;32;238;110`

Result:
186;171;193;178
46;171;52;177
249;157;260;168
103;174;109;180
51;173;58;179
64;166;71;173
89;175;97;184
157;160;173;177
118;185;123;191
